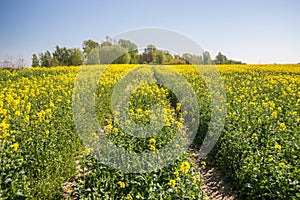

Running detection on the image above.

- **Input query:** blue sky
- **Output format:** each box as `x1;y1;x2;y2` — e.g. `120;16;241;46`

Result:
0;0;299;65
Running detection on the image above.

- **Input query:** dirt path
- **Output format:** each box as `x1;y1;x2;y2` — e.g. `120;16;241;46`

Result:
189;149;238;200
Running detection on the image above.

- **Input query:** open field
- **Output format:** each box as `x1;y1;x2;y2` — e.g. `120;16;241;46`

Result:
0;64;299;199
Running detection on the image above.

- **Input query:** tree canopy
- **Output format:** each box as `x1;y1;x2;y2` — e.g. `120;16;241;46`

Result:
32;37;245;67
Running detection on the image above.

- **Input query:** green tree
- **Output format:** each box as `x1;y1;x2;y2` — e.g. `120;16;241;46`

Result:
153;50;165;64
101;36;116;47
39;51;52;67
53;46;70;66
170;55;187;64
182;53;203;64
50;56;59;66
69;48;84;66
182;53;192;63
164;51;174;64
85;47;100;65
99;46;130;64
139;52;153;64
31;54;39;67
118;39;138;63
139;44;157;64
215;52;227;64
203;51;212;64
82;39;100;56
145;44;157;54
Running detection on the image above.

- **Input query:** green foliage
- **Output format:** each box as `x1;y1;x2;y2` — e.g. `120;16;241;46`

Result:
153;50;165;64
202;51;212;64
31;54;39;67
73;65;203;199
118;39;139;64
85;47;100;65
53;46;70;66
39;51;52;67
0;68;82;199
214;52;244;65
212;67;299;199
182;53;203;64
214;52;228;64
82;39;100;56
69;48;84;66
99;46;130;64
1;64;297;199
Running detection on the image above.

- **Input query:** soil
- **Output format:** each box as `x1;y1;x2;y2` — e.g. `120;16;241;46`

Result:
189;149;239;200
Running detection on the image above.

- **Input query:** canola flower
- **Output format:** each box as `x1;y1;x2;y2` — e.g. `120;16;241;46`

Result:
279;162;285;167
125;194;133;200
274;144;282;150
200;161;206;166
117;181;126;188
279;123;286;130
0;64;299;199
149;145;156;151
180;161;190;174
149;138;156;145
168;179;176;188
173;170;179;175
10;142;19;151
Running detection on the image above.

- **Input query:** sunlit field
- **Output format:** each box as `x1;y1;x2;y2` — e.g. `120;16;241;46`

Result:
0;64;299;199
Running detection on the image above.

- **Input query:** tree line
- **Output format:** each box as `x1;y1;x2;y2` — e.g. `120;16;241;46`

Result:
32;36;244;67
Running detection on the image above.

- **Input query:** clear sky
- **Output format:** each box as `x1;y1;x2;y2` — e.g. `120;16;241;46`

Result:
0;0;299;65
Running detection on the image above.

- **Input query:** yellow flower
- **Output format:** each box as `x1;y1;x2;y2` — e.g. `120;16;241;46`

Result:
274;144;282;150
45;108;51;114
201;161;206;166
92;132;99;139
125;194;133;200
1;130;10;138
180;161;190;173
117;181;125;188
25;103;31;112
85;148;93;154
168;179;176;188
279;162;285;167
165;121;171;127
14;110;21;117
149;145;156;151
10;143;19;151
37;110;45;120
279;123;286;130
173;170;179;175
175;121;182;128
149;138;156;145
113;127;118;133
176;103;181;111
114;117;119;123
107;124;113;130
271;111;277;119
0;109;7;116
66;189;72;193
24;115;30;123
49;101;55;108
258;118;262;124
252;133;257;138
269;101;275;109
0;120;10;130
262;102;268;108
